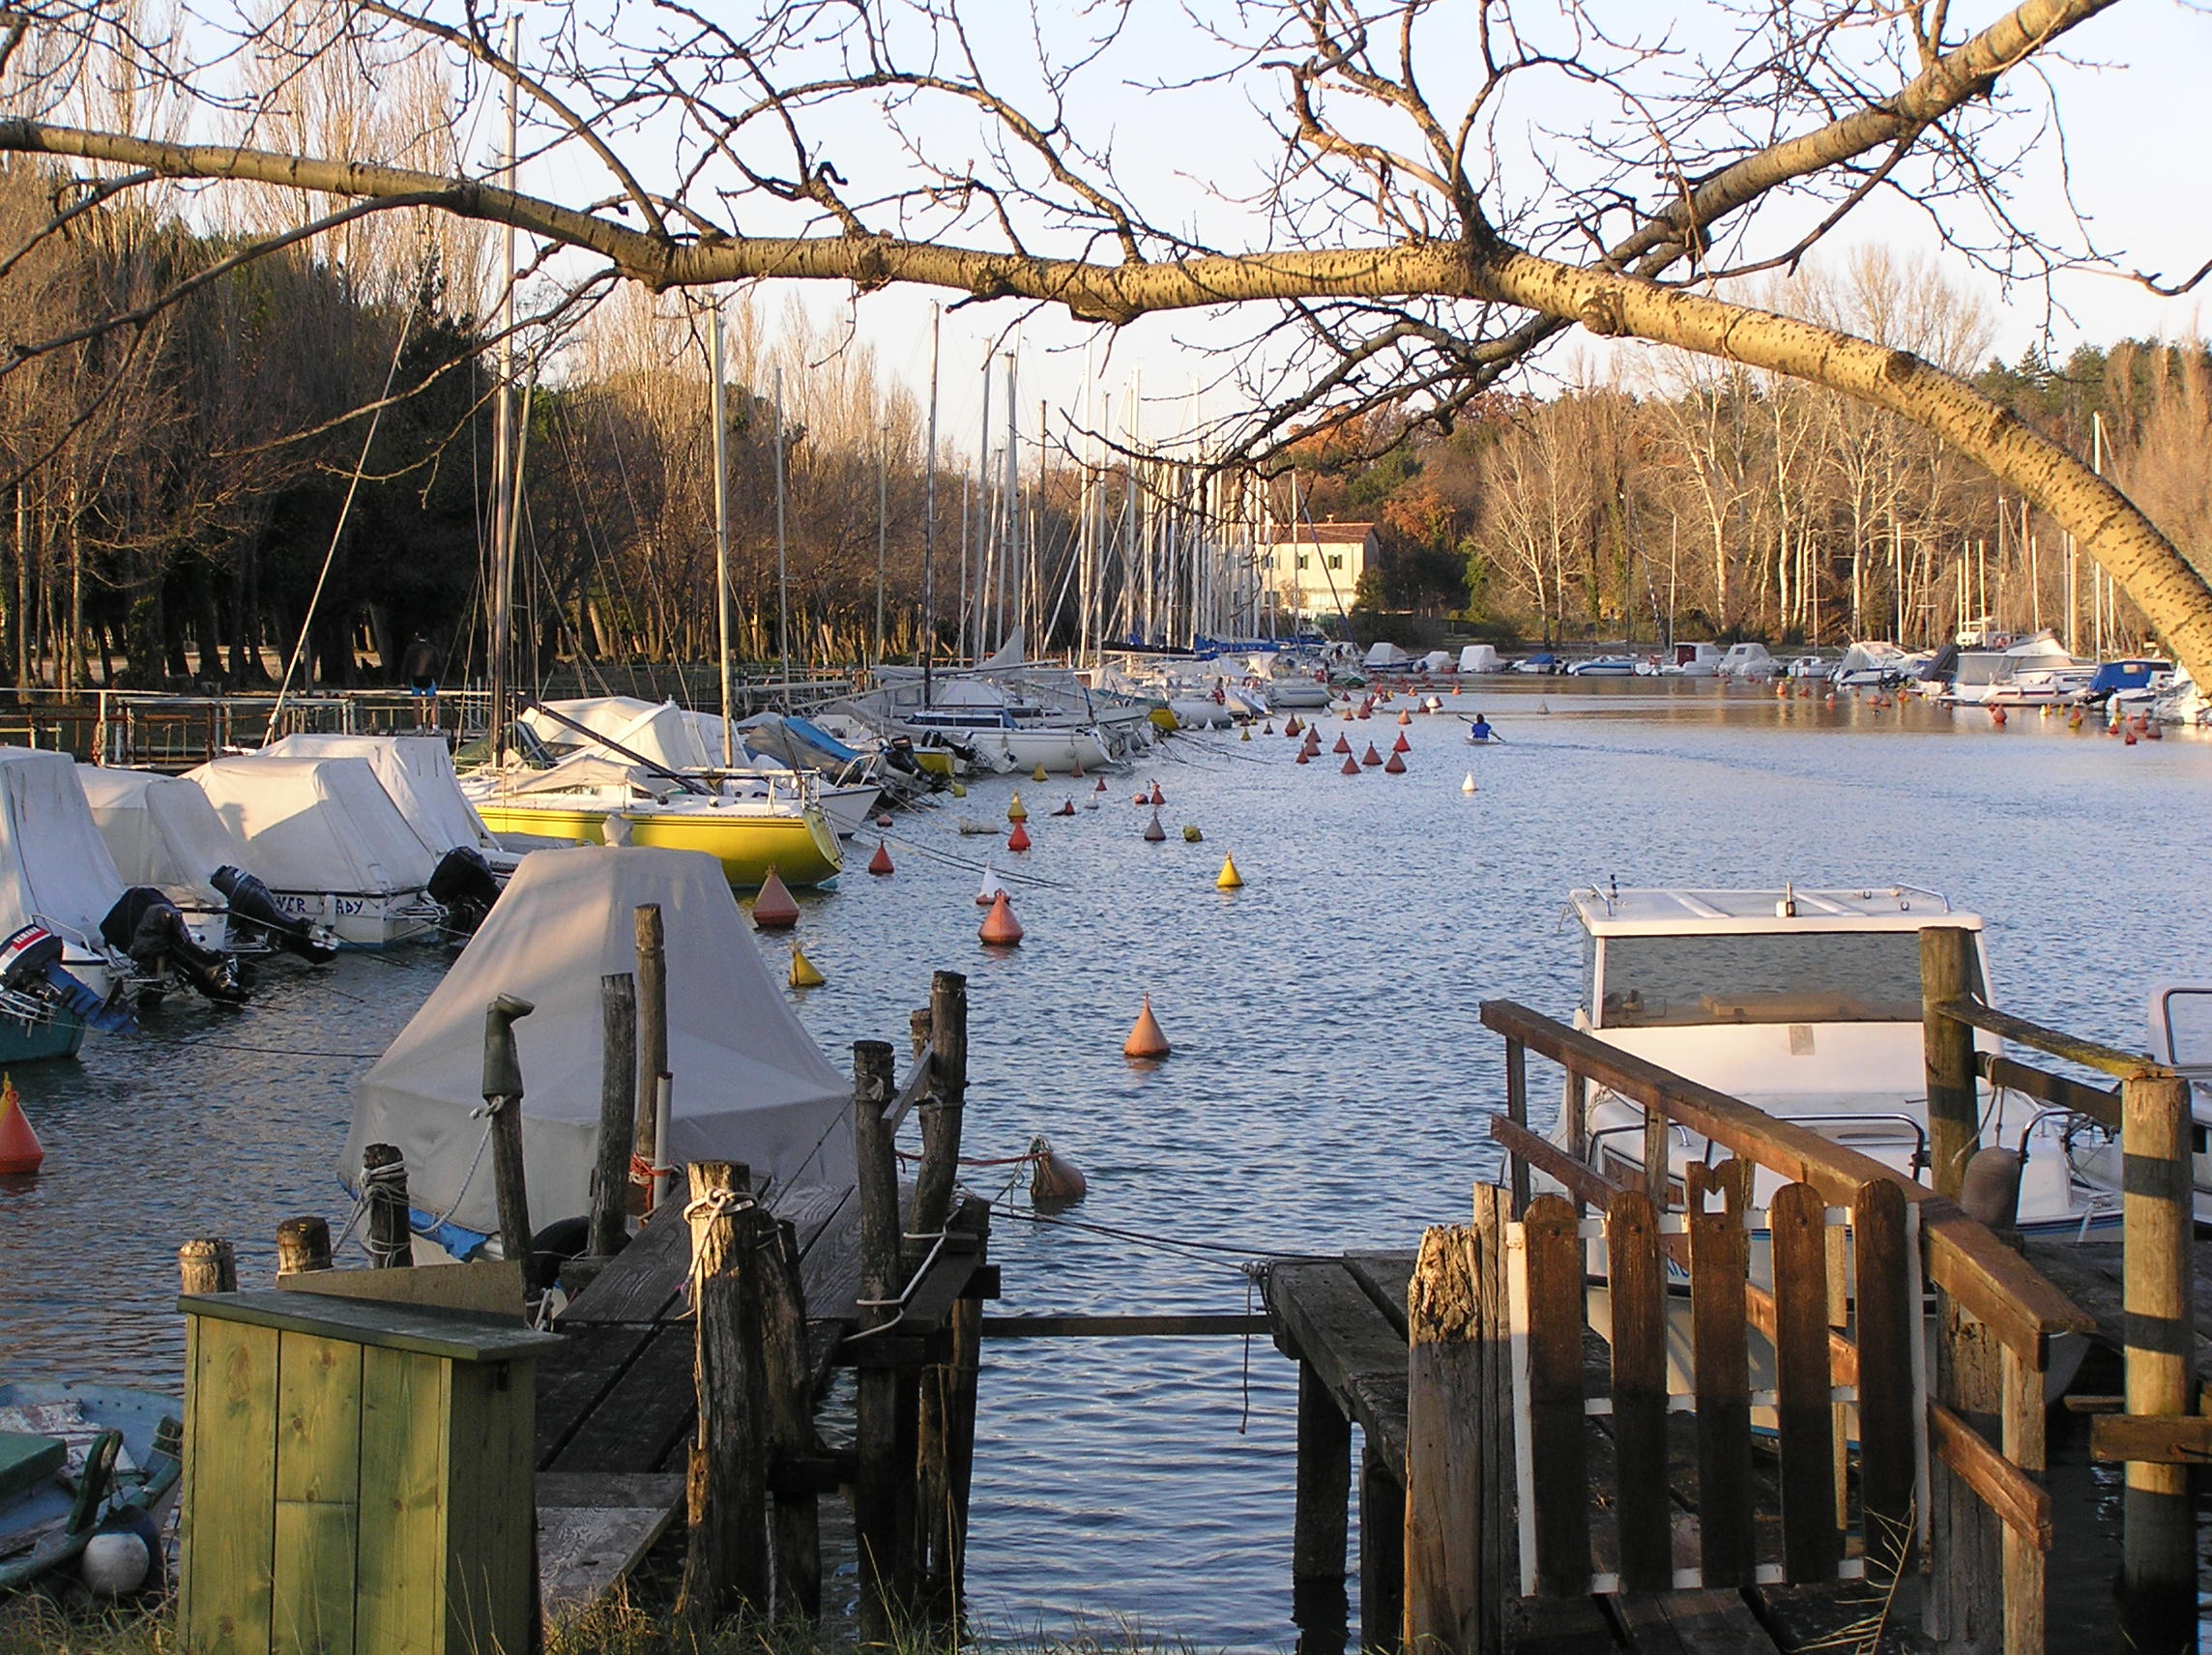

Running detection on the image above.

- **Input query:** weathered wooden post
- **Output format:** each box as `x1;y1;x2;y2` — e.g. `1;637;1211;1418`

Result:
362;1143;413;1267
632;905;667;1214
177;1236;236;1294
2119;1069;2196;1655
678;1159;770;1633
480;993;538;1288
851;1038;904;1640
1930;1297;2004;1653
274;1216;332;1277
1292;1362;1353;1652
588;972;637;1259
1920;925;1980;1199
1404;1224;1481;1655
914;971;973;1615
759;1217;822;1618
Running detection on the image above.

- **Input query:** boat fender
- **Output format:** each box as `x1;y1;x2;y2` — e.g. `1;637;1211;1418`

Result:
81;1509;163;1597
1958;1147;2023;1234
532;1214;595;1284
1030;1136;1087;1207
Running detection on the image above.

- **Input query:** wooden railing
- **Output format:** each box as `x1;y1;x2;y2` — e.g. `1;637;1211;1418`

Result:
1467;998;2089;1655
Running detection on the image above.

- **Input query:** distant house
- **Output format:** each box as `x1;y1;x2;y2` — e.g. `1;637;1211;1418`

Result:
1257;521;1378;620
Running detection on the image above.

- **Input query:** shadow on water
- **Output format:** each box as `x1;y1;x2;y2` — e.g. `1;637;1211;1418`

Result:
5;677;2210;1647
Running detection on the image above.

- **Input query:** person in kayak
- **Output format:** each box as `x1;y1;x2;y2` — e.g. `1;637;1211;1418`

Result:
1470;712;1494;741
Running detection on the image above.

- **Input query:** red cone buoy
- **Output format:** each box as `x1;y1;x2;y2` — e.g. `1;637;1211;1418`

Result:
1123;995;1172;1059
0;1077;43;1176
1361;742;1383;767
1263;722;1274;735
751;868;800;929
2146;720;2164;740
1053;798;1076;816
875;812;894;828
1990;707;2008;726
2125;727;2139;745
1340;754;1360;774
1095;777;1109;793
1150;783;1165;806
1397;710;1412;726
1031;1135;1088;1205
867;839;895;875
1284;717;1302;737
1143;811;1167;842
1358;706;1372;720
1383;751;1407;773
1295;748;1311;765
1392;732;1411;753
1332;733;1352;754
1008;820;1033;853
979;890;1024;945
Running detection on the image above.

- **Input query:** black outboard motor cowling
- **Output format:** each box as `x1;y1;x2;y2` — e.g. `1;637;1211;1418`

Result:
427;846;501;936
210;866;338;964
100;886;248;1004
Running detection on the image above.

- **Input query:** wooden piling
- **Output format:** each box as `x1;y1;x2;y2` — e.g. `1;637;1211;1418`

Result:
1404;1224;1482;1655
481;994;538;1290
177;1236;236;1294
1920;926;1981;1199
589;971;638;1259
1292;1360;1353;1644
1470;1183;1510;1655
760;1218;822;1618
851;1039;904;1640
1359;1442;1405;1654
362;1143;414;1268
1930;1295;2004;1653
632;905;666;1216
909;971;969;1243
678;1159;770;1632
274;1216;332;1277
2119;1070;2196;1655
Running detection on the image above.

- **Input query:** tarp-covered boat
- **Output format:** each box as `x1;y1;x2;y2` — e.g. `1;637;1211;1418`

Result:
0;749;138;1059
187;754;443;946
75;767;247;909
342;845;855;1256
260;734;505;863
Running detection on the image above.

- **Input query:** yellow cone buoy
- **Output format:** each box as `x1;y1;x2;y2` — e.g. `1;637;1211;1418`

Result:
1033;763;1050;782
1007;792;1028;823
1123;995;1172;1059
1462;772;1476;794
1239;724;1251;742
1216;854;1244;889
789;944;826;988
951;781;968;798
1182;824;1204;843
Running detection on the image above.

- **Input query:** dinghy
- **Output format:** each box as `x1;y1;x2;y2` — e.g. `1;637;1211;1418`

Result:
342;845;855;1260
0;1380;182;1595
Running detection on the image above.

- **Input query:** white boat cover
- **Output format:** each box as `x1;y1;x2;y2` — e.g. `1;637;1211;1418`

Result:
188;754;437;896
0;747;126;948
260;734;497;857
1363;640;1412;667
1458;644;1502;673
520;697;718;773
1419;650;1454;672
1835;640;1909;677
75;767;248;903
343;845;855;1236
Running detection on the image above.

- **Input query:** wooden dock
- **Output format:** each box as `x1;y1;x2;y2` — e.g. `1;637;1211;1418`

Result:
2020;1236;2212;1375
531;1182;867;1609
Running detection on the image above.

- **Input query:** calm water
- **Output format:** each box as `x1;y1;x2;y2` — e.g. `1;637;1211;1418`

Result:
5;679;2209;1646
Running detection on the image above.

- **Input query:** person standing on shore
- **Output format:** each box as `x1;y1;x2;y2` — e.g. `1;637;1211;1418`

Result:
401;632;442;731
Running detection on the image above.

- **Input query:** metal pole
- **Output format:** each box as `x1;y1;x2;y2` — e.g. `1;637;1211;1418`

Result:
773;365;791;698
923;304;939;706
711;298;735;767
487;13;521;765
874;425;889;667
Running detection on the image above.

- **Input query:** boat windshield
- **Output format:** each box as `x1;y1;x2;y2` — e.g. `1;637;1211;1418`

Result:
1598;931;1963;1028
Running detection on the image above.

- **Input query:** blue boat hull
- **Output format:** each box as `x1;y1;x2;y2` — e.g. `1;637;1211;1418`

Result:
0;1007;85;1064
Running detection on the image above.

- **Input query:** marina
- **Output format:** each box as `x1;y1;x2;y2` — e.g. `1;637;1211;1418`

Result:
4;676;2211;1648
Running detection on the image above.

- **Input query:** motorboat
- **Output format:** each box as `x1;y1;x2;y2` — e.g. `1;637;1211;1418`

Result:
1659;642;1723;677
2149;667;2209;726
1784;654;1828;680
1982;665;2097;708
1362;640;1414;672
187;754;448;946
1458;644;1504;675
1830;640;1913;687
856;671;1119;772
1512;652;1560;675
2085;659;2173;709
2069;983;2212;1223
0;1380;182;1595
260;734;514;869
1934;632;2076;705
0;749;137;1060
1260;651;1333;709
76;768;247;944
1716;642;1778;680
343;844;856;1260
1565;654;1638;678
1552;884;2113;1240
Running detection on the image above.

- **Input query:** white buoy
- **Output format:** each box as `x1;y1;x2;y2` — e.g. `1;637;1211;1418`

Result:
975;864;1006;906
1462;772;1476;794
79;1529;153;1597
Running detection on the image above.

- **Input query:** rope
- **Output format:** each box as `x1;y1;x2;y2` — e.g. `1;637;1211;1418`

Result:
880;832;1072;890
893;1147;1045;1169
682;1183;757;1300
360;1159;411;1265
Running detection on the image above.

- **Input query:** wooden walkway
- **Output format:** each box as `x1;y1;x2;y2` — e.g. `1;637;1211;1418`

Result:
1261;1251;1925;1655
2021;1235;2212;1372
532;1182;867;1609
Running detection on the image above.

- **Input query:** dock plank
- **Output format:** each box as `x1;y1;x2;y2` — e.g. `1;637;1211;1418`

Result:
1264;1261;1410;1472
537;1472;684;1611
1612;1589;1781;1655
1344;1252;1418;1339
546;1322;698;1475
559;1202;691;1326
535;1321;658;1469
2019;1238;2212;1369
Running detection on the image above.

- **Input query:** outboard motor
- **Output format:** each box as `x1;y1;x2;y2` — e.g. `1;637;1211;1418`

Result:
210;866;338;964
101;888;248;1005
0;923;135;1032
427;846;502;936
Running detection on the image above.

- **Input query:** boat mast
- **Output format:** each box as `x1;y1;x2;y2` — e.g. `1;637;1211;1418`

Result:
974;354;992;667
710;293;735;768
922;303;939;708
774;364;791;699
1002;352;1018;658
486;12;521;767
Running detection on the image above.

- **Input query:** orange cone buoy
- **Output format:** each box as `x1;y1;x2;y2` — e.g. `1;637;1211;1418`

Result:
1007;793;1029;823
1332;734;1352;754
751;868;800;928
1397;710;1412;726
867;839;895;875
1150;783;1165;806
1123;995;1172;1059
1216;854;1244;890
1340;754;1360;774
1284;717;1302;737
1990;707;2008;726
1383;751;1407;773
1143;811;1167;842
1008;820;1033;853
1361;742;1383;767
0;1076;43;1176
1392;732;1411;753
1030;1135;1088;1205
979;890;1024;945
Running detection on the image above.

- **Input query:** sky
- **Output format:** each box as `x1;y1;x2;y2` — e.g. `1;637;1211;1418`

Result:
479;0;2212;463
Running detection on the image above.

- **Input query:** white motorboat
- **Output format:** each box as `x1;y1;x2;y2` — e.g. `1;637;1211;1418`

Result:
1458;644;1505;674
1566;654;1639;678
1553;884;2113;1241
261;733;516;871
860;672;1118;772
1931;632;2076;705
2068;983;2212;1223
2149;667;2209;726
1981;665;2097;708
1830;640;1913;687
0;749;134;1060
1658;642;1723;677
76;767;248;940
1716;642;1778;680
1784;653;1828;680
